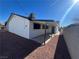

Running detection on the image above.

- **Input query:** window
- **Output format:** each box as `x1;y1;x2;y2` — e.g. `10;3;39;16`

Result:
42;24;48;29
33;23;41;29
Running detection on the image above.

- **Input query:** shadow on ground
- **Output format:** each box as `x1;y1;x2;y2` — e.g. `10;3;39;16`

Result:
54;35;71;59
31;33;50;44
0;30;41;59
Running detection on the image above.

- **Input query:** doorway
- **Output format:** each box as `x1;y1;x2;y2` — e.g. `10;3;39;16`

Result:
51;27;55;34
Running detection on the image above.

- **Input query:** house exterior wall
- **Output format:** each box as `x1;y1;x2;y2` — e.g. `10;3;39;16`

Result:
6;14;59;39
7;15;30;39
63;24;79;59
55;26;59;34
29;21;53;39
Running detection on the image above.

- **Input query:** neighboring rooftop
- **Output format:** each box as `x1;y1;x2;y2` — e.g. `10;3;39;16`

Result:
66;23;79;28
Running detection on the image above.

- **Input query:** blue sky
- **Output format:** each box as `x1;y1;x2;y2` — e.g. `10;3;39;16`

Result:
0;0;79;26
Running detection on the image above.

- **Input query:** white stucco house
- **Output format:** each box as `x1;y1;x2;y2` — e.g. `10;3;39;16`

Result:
5;13;59;39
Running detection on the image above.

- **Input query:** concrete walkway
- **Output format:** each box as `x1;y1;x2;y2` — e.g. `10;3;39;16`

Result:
24;34;71;59
24;35;59;59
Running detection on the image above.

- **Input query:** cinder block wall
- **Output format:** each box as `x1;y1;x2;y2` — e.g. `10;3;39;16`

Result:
63;24;79;59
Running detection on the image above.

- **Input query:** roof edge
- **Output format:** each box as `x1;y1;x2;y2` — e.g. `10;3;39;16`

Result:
5;13;31;26
5;13;57;26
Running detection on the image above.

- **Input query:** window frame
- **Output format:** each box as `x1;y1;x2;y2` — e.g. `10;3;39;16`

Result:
33;23;41;29
42;24;49;29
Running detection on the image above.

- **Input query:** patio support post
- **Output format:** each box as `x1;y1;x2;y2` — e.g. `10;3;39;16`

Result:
44;25;46;45
43;24;48;45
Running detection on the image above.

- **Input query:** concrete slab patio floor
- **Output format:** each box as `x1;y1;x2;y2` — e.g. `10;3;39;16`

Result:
31;34;52;44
